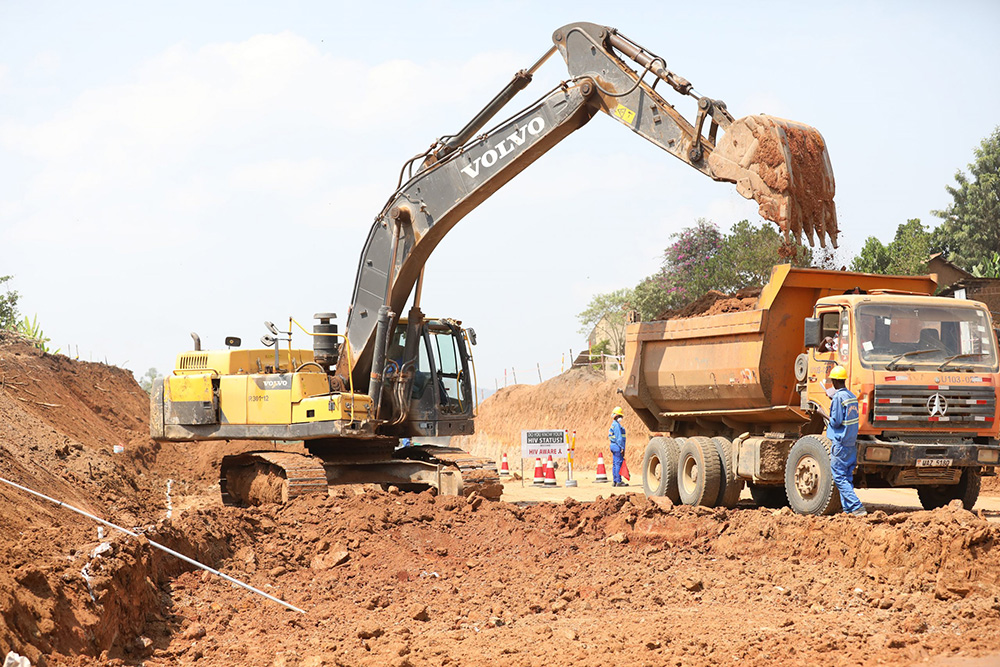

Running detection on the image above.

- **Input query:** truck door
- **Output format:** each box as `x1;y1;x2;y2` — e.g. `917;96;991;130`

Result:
809;306;850;405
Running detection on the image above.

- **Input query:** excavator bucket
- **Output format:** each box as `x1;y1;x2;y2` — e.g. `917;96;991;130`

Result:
708;114;838;248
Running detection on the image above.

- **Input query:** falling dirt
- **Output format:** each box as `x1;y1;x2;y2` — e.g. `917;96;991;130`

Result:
3;332;1000;666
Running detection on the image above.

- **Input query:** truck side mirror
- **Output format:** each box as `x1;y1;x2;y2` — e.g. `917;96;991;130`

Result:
466;328;477;346
804;318;822;348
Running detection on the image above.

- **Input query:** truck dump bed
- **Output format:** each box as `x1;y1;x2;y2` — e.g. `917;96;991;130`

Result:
622;265;937;432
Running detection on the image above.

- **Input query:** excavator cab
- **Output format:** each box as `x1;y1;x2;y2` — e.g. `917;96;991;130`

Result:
380;317;476;438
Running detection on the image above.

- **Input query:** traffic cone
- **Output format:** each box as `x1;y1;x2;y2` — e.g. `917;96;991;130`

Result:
499;453;510;477
620;458;631;483
595;453;609;483
533;458;545;485
544;456;557;486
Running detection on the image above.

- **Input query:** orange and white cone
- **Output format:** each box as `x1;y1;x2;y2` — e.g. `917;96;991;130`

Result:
499;453;510;477
544;455;557;486
533;458;545;485
595;453;609;483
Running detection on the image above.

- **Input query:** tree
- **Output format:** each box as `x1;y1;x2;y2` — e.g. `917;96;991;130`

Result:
660;218;723;305
972;251;1000;279
631;271;673;321
932;127;1000;269
0;275;20;330
577;288;633;356
849;219;931;275
712;220;811;292
139;368;159;394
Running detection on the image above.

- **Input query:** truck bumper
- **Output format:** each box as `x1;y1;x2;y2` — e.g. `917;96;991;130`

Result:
859;440;1000;467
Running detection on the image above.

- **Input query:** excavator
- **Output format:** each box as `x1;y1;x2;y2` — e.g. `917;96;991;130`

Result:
150;21;837;504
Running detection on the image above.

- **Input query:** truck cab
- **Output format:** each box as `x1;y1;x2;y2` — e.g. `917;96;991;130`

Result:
805;293;999;492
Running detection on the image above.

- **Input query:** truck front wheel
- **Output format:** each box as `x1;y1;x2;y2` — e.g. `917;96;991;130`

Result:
642;437;680;503
784;435;842;515
916;468;981;511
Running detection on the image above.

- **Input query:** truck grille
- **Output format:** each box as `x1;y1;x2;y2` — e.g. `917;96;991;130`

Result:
872;385;996;426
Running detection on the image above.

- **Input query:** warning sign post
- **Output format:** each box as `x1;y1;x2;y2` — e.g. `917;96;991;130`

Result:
521;430;568;460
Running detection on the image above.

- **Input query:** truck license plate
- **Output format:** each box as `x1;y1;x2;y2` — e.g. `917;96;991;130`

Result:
916;458;953;468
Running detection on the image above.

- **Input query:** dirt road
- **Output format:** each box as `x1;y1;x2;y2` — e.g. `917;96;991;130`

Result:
499;474;1000;522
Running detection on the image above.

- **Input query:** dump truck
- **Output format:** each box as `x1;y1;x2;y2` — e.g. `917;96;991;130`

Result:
151;21;837;505
625;264;1000;514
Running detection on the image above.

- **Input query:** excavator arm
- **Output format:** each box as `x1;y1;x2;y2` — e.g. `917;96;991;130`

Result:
337;21;837;389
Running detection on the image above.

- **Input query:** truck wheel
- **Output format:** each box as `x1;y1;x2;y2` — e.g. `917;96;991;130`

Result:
677;437;722;507
749;484;787;509
642;437;680;503
711;437;744;508
916;468;982;510
784;435;842;515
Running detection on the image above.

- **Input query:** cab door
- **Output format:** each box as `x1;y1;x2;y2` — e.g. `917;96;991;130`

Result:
808;306;850;407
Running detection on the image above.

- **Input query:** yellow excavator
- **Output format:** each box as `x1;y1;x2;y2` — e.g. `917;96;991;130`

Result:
150;21;837;504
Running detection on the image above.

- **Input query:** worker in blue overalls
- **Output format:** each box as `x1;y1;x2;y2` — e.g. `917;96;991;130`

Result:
608;406;627;487
826;365;866;516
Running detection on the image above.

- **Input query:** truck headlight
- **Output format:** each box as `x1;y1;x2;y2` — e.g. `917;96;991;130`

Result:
978;449;1000;464
865;446;892;462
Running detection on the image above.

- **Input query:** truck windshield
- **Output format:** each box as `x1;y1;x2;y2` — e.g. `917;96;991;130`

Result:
855;304;998;371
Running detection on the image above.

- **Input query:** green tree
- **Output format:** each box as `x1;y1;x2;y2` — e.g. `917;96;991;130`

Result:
631;271;672;321
576;288;633;356
139;367;159;394
850;237;891;274
932;127;1000;269
972;251;1000;279
849;219;931;275
712;220;811;292
0;275;20;330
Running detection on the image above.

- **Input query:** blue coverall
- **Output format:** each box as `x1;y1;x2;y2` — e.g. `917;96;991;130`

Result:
608;418;626;484
827;387;863;514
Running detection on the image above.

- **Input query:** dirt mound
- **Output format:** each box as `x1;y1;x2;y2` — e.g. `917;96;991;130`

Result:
31;489;1000;666
4;332;1000;666
454;366;651;473
984;475;1000;494
656;286;760;321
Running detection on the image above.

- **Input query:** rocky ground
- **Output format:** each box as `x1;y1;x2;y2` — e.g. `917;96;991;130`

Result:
2;332;1000;667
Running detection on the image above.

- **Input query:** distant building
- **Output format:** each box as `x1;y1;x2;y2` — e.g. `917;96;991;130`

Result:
929;253;1000;322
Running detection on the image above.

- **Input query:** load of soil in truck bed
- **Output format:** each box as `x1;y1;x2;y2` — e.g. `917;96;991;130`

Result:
655;286;761;321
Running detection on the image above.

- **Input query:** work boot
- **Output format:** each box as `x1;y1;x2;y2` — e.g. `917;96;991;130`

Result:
851;508;868;516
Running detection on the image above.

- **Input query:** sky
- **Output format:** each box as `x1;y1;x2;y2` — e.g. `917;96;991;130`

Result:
2;1;999;396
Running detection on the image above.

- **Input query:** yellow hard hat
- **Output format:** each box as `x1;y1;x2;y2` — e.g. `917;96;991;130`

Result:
612;406;624;417
829;365;848;380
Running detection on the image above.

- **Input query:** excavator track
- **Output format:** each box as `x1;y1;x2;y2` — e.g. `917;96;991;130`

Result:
400;445;503;499
219;445;502;506
220;451;328;506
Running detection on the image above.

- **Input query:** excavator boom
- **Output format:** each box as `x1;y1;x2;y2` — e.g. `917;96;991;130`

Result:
339;21;837;388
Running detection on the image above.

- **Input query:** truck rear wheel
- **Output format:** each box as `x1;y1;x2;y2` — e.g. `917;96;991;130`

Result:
916;468;981;510
784;435;841;515
642;437;680;503
677;437;722;507
711;437;744;508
